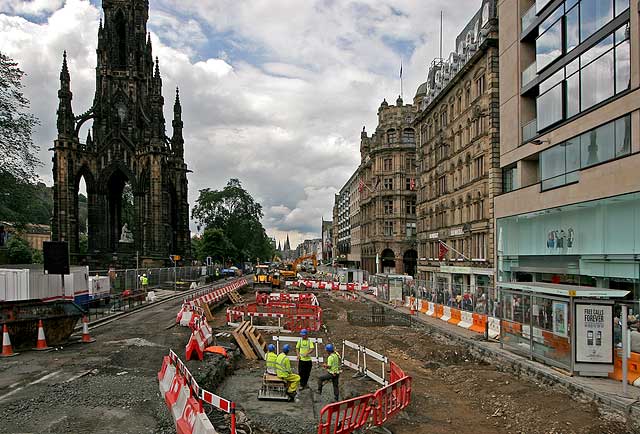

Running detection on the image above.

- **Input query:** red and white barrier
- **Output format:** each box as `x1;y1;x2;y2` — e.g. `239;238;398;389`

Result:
160;350;236;434
458;311;473;329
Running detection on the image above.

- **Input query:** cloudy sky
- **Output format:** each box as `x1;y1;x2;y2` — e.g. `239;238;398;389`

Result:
0;0;479;248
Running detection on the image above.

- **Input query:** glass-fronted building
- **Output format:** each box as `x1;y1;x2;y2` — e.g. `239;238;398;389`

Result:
497;0;640;371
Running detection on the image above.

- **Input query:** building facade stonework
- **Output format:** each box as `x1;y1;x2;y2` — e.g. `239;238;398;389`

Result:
360;97;418;276
52;0;191;267
414;0;499;298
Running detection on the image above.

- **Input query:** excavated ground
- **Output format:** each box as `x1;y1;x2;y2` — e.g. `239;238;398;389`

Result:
219;292;634;434
0;285;634;434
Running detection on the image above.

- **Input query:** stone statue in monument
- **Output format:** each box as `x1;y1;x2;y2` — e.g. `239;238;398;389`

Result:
120;223;133;243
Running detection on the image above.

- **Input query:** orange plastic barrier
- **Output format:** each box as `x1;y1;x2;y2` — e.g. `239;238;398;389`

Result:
435;304;444;319
419;300;428;314
389;361;405;383
371;375;412;426
501;321;522;335
470;313;487;334
316;394;373;434
448;308;461;325
609;350;640;384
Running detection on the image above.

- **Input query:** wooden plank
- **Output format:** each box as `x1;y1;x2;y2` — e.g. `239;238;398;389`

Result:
244;324;266;359
232;322;257;359
197;300;215;323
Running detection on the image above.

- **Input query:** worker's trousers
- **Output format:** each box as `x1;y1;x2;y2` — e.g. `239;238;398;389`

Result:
279;373;300;394
298;360;312;388
317;372;340;401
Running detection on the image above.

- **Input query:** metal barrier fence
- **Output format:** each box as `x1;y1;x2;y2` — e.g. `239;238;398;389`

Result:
346;305;414;328
91;265;221;294
368;276;498;316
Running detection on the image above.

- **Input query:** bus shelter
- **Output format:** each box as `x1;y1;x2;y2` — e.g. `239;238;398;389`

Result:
498;282;629;375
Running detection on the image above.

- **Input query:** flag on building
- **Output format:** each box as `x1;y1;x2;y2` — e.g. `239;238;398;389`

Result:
438;240;449;261
410;178;416;191
358;179;364;193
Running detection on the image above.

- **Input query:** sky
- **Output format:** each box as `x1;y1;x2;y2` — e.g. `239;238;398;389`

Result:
0;0;480;248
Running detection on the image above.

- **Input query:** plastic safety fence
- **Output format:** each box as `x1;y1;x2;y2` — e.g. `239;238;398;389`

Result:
316;360;412;434
288;279;370;292
158;349;237;434
226;302;322;332
256;292;319;306
402;296;501;339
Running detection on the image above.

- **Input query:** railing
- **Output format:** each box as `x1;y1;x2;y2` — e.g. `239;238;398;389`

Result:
522;118;537;143
521;3;537;31
522;61;537;87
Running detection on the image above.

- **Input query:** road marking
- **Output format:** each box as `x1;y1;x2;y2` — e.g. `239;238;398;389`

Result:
0;387;23;402
29;370;61;386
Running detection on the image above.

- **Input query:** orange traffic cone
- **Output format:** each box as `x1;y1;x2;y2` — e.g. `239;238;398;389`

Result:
81;316;96;344
33;320;51;351
1;324;18;357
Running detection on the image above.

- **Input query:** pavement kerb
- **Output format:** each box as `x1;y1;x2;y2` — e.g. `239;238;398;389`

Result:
74;277;244;332
363;295;640;424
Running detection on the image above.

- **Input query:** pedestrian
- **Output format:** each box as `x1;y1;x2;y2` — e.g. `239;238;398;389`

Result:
265;344;278;375
317;343;341;402
140;273;149;292
296;329;314;389
275;344;300;402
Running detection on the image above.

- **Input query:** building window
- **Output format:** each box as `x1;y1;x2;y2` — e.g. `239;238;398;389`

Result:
472;233;486;259
383;158;393;171
384;221;394;236
502;165;519;193
465;87;471;106
475;75;485;96
540;114;630;190
457;95;462;114
441;111;448;128
405;157;415;170
387;129;397;145
384;199;394;215
383;178;393;190
536;7;563;72
406;222;416;237
406;199;416;215
402;128;415;144
437;176;447;195
474;156;485;178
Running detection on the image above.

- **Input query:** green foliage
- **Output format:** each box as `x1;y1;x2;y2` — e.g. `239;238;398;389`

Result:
192;179;275;264
7;237;32;264
32;248;43;264
0;171;52;226
79;233;88;255
0;52;41;183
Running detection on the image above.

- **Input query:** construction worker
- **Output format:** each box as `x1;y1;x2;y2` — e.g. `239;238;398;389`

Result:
317;343;341;402
140;273;149;291
265;344;278;375
275;344;300;401
296;329;314;389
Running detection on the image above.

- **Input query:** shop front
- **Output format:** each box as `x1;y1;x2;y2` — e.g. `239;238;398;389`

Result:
499;282;628;375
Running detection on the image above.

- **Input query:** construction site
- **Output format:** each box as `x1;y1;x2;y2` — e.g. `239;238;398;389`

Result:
0;275;635;434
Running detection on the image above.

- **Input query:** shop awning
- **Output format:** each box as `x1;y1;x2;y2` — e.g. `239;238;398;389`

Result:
497;281;630;298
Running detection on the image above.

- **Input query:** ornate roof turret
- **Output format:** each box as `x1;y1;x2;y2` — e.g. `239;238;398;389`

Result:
172;87;184;157
56;51;75;138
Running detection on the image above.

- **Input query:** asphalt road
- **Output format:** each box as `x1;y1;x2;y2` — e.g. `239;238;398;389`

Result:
0;284;208;434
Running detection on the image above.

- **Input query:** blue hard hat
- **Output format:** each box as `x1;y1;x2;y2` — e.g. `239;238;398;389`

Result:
325;344;334;352
300;329;308;336
267;344;276;352
283;344;291;353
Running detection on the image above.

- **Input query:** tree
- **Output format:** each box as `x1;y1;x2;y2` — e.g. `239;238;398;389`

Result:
192;179;275;264
0;171;52;227
0;52;41;183
7;237;33;264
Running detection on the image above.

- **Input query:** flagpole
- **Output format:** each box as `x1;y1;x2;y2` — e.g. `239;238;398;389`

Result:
400;59;404;100
439;239;471;261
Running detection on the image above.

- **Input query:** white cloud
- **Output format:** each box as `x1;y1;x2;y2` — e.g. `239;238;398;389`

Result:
0;0;481;248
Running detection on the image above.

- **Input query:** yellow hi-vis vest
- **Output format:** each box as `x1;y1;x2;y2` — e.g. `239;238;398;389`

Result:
296;338;314;362
265;351;278;374
141;276;149;286
327;351;341;375
275;352;292;378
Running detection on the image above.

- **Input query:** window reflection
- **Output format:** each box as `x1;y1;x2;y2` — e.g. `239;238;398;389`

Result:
536;19;562;72
580;0;613;42
537;83;563;130
540;115;630;190
580;51;614;110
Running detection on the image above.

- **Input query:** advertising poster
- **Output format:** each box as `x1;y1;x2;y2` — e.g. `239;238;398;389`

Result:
552;301;568;337
575;304;613;364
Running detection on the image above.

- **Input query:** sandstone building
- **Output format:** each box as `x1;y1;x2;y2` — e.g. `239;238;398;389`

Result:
414;0;499;297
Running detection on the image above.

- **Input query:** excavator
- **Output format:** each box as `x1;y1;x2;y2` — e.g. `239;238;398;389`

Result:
278;254;318;287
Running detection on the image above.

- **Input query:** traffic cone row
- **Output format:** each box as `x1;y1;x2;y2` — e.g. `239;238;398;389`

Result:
0;316;96;358
1;324;18;357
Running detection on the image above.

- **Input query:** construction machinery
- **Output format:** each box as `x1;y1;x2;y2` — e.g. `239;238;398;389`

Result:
253;265;272;291
279;254;318;286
